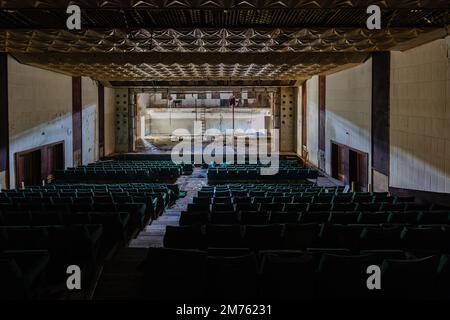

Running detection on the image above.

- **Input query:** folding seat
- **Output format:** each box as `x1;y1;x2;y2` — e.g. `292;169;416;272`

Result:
321;224;368;250
0;197;11;204
0;250;50;299
73;197;93;205
395;196;415;204
236;203;259;212
187;203;210;214
373;196;395;203
360;249;407;265
270;212;300;224
317;254;373;299
252;196;273;204
205;224;244;248
381;203;407;212
112;195;133;204
193;197;212;205
401;227;448;252
52;197;73;205
266;192;283;198
283;203;308;213
46;225;102;283
308;203;332;212
387;211;419;225
3;211;31;226
313;195;334;204
353;194;373;203
244;224;284;250
92;203;116;212
93;196;113;204
210;212;239;225
211;203;235;213
164;225;204;249
64;213;92;225
332;202;357;212
360;225;403;250
31;212;63;226
118;202;149;226
215;190;231;198
5;227;49;250
430;204;450;211
240;211;270;225
292;195;313;204
283;223;321;249
141;247;207;298
271;196;290;204
206;253;258;299
179;212;208;226
381;255;440;299
71;204;93;213
231;190;248;197
260;203;284;213
328;212;360;224
233;196;252;205
249;191;265;197
356;202;381;212
417;211;450;225
260;251;315;299
405;202;430;211
89;212;129;245
358;211;389;224
212;197;233;205
76;192;93;199
300;212;330;224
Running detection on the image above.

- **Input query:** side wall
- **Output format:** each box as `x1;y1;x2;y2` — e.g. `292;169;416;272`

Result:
306;75;319;166
6;57;103;188
104;87;116;156
390;37;450;193
81;77;99;165
325;59;373;182
7;56;73;188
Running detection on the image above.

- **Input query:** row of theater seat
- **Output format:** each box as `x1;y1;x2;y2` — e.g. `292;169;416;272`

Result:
141;247;450;299
164;224;450;252
185;201;431;213
208;168;319;181
0;182;178;299
53;160;192;182
1;224;104;298
207;161;319;181
180;210;450;226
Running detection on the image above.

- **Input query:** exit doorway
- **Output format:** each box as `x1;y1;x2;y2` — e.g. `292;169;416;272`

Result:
15;142;65;188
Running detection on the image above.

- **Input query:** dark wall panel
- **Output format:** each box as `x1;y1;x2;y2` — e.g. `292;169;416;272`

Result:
0;53;9;186
98;83;105;159
72;76;82;166
318;75;326;152
301;82;307;150
372;52;390;176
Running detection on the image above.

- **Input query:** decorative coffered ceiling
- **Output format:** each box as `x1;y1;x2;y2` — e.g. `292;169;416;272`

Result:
0;28;434;53
0;1;448;85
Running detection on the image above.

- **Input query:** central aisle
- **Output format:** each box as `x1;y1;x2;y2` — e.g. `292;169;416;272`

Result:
129;167;208;248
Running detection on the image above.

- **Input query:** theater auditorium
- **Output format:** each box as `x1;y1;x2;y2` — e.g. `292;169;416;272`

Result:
0;1;450;301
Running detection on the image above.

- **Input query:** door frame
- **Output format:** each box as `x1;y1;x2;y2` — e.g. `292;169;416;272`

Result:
14;141;65;187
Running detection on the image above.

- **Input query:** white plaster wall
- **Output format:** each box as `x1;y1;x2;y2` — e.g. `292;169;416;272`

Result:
296;86;303;157
325;59;373;182
306;76;319;166
390;37;450;193
104;87;116;155
7;56;73;188
81;77;98;165
146;109;269;135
